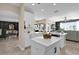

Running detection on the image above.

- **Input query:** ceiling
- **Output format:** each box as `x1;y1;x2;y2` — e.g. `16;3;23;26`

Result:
0;3;79;21
0;11;18;19
24;3;79;20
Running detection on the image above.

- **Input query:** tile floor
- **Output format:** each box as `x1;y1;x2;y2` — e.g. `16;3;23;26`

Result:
0;37;31;55
61;40;79;55
0;37;79;55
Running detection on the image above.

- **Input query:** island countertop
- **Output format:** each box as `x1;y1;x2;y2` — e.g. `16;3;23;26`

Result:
31;36;61;47
51;32;67;35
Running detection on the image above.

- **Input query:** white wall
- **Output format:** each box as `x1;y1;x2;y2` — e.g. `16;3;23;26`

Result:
0;11;18;22
0;3;19;14
0;3;19;22
48;11;79;23
47;4;79;23
0;17;18;22
24;12;34;27
0;11;34;23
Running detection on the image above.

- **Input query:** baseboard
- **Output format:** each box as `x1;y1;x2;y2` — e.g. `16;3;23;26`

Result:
66;39;79;42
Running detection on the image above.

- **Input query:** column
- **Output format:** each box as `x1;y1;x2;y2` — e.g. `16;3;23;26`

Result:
18;3;25;50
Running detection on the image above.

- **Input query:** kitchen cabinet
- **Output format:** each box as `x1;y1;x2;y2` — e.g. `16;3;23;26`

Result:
66;31;79;41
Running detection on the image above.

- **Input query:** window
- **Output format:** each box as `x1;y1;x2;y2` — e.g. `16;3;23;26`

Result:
60;21;77;31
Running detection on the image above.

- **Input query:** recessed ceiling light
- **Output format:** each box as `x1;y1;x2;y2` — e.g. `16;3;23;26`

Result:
41;9;44;11
32;3;35;6
53;3;56;6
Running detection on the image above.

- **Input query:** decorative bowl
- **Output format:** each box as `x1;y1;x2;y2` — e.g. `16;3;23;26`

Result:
43;31;51;39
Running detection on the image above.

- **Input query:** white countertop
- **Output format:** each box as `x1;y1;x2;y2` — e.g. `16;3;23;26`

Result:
33;32;67;35
31;36;61;47
51;32;67;35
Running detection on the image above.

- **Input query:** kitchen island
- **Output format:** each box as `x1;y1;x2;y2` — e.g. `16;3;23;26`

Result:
31;36;61;55
51;32;67;48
